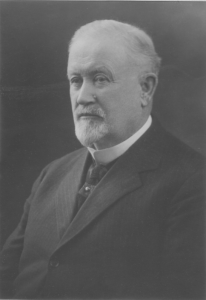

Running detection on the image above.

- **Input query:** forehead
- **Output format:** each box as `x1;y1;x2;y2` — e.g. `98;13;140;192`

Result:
68;36;129;74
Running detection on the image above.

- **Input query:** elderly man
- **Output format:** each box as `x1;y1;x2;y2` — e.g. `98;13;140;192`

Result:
1;20;205;299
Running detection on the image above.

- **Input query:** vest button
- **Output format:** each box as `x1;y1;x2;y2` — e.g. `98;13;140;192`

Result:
49;260;59;267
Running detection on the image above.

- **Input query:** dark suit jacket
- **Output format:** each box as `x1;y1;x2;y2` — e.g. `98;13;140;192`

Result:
1;119;205;299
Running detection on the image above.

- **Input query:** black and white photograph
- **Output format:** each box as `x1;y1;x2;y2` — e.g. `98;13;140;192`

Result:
0;1;206;299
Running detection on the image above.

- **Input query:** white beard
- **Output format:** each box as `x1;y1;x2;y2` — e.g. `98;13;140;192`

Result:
75;118;110;147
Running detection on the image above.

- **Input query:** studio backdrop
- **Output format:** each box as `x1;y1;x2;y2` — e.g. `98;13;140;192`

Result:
1;1;206;245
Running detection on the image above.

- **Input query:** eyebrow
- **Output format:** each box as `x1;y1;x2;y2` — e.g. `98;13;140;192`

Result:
68;66;114;80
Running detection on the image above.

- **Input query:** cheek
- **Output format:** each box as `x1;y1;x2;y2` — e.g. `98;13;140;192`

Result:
100;97;123;126
103;87;141;120
98;91;119;115
70;92;76;108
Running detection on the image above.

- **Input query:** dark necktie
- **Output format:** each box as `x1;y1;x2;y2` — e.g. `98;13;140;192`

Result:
76;162;108;211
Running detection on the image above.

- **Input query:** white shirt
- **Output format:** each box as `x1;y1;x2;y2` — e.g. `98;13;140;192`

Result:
88;115;152;165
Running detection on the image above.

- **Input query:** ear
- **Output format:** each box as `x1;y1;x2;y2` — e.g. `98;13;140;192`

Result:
140;73;158;107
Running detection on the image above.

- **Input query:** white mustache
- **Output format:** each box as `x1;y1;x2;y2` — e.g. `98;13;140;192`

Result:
76;106;106;118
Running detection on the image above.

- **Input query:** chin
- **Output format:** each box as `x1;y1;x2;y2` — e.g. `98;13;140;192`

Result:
75;120;109;147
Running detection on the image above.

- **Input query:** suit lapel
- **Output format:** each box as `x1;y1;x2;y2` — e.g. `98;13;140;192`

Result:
56;120;164;250
54;149;89;239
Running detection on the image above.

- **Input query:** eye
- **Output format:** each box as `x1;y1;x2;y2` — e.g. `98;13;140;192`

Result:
94;75;109;85
70;76;83;87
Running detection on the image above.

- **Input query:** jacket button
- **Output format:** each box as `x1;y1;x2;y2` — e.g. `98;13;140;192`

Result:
49;260;59;267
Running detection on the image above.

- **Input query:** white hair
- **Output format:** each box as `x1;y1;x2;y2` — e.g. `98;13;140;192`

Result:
69;19;161;75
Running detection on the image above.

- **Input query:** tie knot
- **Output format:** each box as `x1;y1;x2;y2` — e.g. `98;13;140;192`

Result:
86;163;108;185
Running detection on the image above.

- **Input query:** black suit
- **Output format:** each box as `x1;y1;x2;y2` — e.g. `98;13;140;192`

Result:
1;119;205;299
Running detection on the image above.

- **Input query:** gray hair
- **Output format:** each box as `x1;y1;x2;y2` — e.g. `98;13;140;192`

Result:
69;19;161;75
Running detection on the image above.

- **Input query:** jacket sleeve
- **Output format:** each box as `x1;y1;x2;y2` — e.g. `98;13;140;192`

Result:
0;166;49;298
160;169;206;299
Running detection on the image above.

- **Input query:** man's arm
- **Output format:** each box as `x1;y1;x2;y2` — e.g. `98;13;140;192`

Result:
160;169;205;299
0;166;49;298
0;198;31;298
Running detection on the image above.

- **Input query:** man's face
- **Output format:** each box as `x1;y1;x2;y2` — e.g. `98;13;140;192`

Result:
68;35;145;149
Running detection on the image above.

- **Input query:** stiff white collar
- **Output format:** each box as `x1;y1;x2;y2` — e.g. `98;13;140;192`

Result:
87;116;152;165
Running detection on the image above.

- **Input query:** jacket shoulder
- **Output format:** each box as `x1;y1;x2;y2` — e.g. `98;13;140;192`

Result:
48;147;86;168
37;147;87;182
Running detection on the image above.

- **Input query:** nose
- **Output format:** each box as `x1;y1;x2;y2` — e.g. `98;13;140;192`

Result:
76;80;96;106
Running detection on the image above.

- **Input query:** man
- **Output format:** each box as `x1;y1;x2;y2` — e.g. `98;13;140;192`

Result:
0;20;205;299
